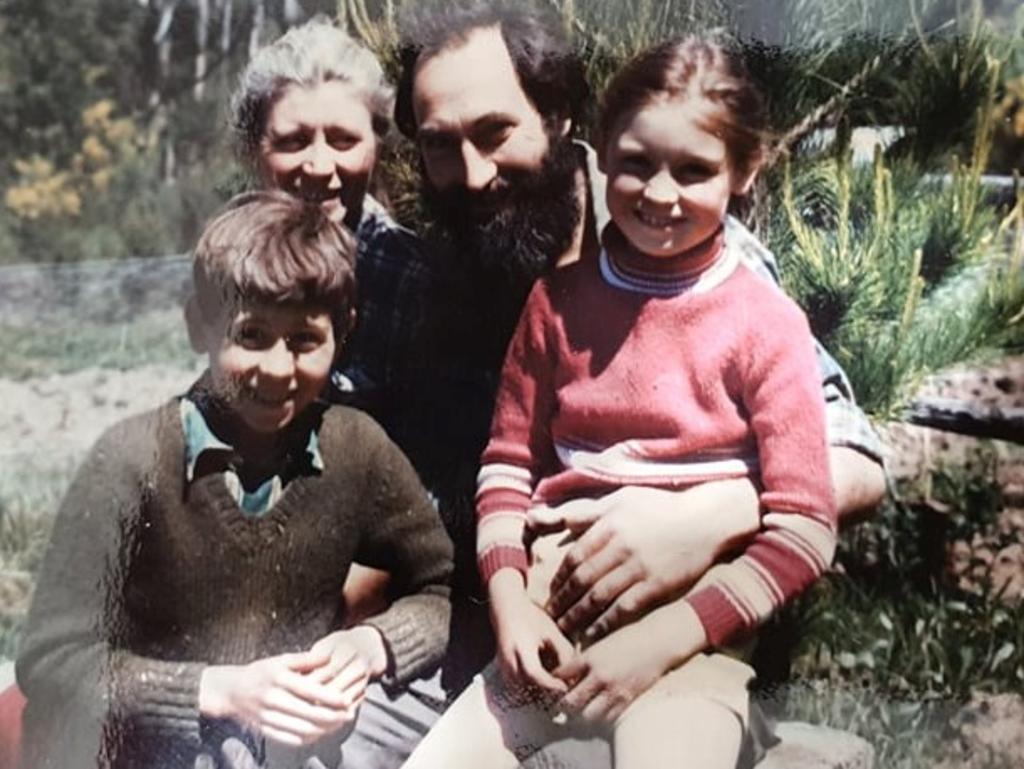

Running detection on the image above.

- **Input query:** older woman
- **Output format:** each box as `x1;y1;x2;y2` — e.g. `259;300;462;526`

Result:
232;18;430;414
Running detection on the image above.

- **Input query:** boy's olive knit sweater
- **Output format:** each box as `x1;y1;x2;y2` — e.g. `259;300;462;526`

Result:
17;395;453;769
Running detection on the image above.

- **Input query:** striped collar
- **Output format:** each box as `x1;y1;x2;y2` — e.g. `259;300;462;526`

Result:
599;227;738;297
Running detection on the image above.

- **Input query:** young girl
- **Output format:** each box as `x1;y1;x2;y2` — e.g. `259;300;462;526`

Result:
402;38;837;769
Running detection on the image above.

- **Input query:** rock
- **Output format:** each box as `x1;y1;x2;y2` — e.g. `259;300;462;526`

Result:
760;722;874;769
936;693;1024;769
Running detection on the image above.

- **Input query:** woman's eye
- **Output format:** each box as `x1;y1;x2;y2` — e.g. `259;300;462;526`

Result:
619;154;650;172
326;130;358;151
270;133;309;153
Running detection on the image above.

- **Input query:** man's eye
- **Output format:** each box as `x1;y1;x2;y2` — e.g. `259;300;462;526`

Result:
475;123;513;152
419;134;455;155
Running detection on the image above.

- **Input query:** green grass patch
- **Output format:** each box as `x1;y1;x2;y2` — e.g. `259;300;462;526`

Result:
0;307;191;380
0;461;68;659
756;453;1024;766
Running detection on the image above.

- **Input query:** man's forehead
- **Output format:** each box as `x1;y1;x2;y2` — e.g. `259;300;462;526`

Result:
411;25;538;132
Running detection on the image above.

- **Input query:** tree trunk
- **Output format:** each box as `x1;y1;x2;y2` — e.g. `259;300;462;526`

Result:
250;0;266;59
194;0;210;101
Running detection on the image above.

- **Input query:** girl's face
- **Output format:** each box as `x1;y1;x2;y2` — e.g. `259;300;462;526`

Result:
259;80;378;231
602;96;753;259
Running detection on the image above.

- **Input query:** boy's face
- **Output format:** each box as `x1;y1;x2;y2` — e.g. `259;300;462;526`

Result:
197;302;336;438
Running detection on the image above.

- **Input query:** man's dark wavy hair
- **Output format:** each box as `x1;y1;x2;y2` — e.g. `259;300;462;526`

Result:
394;0;590;138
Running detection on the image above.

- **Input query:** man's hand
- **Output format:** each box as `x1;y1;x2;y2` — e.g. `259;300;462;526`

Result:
541;482;759;642
488;568;577;695
199;648;358;747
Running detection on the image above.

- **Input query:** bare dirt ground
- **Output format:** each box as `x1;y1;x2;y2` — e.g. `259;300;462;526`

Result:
0;362;202;470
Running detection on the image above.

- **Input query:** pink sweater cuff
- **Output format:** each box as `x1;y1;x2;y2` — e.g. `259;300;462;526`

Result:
478;546;529;585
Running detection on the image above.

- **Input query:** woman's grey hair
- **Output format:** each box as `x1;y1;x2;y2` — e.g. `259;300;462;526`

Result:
231;16;393;170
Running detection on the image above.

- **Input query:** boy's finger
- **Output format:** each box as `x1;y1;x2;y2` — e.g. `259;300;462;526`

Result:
325;660;370;701
280;649;327;673
279;670;352;711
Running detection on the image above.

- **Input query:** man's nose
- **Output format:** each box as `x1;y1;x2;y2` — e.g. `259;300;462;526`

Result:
459;141;497;192
642;170;678;205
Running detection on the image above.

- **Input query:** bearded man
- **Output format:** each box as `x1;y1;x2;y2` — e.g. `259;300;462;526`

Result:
340;2;886;768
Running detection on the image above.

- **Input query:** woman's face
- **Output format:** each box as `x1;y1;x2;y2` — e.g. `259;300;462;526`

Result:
260;80;378;230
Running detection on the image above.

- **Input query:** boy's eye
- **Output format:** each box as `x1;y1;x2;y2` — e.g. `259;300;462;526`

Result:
288;330;326;353
235;325;270;349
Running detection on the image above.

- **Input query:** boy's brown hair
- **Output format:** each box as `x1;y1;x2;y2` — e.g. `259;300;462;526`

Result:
190;190;356;336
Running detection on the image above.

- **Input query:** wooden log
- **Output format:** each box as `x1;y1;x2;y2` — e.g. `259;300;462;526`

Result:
903;397;1024;444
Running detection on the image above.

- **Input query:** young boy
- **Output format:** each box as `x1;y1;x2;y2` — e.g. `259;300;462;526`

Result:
16;191;453;769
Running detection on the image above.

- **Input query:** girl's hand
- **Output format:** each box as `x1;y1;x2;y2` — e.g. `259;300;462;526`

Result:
555;600;707;723
198;649;357;746
488;569;577;695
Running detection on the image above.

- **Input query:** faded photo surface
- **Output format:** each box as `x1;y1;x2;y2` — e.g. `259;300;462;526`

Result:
0;1;1022;768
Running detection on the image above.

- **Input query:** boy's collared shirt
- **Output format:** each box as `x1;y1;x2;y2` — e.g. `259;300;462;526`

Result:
179;397;324;518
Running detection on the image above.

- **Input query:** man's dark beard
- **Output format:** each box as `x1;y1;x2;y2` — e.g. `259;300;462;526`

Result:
421;135;582;366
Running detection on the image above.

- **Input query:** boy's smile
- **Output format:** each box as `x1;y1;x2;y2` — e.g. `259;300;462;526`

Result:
199;303;336;443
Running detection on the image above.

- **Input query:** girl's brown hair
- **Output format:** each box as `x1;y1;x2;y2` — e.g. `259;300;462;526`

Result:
191;190;356;336
598;37;767;182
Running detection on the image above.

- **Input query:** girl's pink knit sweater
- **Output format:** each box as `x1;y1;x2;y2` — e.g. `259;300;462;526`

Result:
476;234;837;646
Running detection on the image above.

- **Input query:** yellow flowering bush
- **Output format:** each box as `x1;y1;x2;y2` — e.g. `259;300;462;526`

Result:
5;99;142;221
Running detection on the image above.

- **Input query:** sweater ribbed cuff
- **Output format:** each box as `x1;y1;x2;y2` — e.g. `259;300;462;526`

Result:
685;586;747;649
113;657;205;742
478;546;529;585
362;594;449;691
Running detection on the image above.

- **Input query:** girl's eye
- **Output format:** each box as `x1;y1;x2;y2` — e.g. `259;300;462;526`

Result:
675;163;715;182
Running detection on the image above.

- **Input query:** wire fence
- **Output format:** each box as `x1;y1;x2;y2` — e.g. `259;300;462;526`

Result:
0;254;191;326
